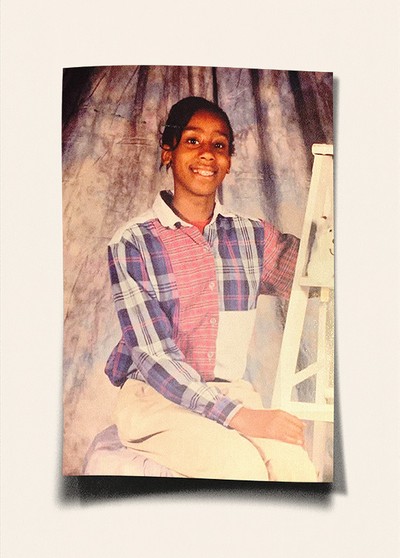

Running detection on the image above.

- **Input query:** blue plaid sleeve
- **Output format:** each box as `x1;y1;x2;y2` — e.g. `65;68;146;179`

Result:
107;237;241;426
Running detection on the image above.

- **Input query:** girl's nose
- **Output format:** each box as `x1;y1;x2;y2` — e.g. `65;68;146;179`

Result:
200;144;215;160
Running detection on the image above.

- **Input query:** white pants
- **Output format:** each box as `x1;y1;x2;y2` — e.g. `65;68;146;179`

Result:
113;378;317;482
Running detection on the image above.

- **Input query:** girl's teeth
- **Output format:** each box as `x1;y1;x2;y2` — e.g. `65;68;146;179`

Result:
194;169;214;176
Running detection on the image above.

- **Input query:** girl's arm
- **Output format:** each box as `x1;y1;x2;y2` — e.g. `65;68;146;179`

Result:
259;221;299;300
227;221;304;445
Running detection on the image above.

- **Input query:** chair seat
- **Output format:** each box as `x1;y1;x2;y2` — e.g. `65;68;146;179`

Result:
82;425;178;477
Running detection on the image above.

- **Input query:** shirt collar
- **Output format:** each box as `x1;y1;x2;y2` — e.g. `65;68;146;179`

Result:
153;190;235;229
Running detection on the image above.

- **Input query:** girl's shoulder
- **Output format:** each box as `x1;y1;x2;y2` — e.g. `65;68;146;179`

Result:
221;208;265;230
216;200;263;226
109;208;156;246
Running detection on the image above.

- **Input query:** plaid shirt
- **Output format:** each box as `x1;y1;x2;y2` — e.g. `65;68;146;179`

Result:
106;191;299;427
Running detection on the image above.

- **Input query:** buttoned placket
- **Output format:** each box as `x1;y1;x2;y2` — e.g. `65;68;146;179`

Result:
176;224;219;378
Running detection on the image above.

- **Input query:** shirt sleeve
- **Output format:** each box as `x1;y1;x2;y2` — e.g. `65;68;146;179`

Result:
107;237;242;427
260;221;300;300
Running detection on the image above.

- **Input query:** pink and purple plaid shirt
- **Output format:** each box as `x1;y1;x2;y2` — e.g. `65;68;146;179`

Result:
105;191;299;426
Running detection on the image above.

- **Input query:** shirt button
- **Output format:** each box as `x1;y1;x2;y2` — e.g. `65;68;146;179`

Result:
203;246;210;253
207;351;214;360
210;317;217;326
209;281;215;290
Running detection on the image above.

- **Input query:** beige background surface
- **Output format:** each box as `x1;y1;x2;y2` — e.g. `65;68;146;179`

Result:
1;1;399;557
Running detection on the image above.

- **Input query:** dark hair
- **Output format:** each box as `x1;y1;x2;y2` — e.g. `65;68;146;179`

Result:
160;96;235;156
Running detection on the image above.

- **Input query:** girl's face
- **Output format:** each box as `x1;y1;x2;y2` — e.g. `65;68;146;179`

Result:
162;110;231;201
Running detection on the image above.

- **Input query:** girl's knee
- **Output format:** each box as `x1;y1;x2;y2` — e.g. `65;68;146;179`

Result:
264;443;317;482
205;431;269;481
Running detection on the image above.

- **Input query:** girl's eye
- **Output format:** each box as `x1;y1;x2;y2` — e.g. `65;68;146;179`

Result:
214;142;225;149
186;137;199;145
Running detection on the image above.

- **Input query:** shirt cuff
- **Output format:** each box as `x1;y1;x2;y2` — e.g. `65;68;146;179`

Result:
204;395;244;427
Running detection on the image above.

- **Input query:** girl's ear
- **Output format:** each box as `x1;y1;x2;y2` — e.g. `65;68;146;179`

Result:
161;147;172;169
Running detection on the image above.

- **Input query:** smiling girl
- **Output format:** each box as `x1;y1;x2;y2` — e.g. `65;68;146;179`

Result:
105;96;317;481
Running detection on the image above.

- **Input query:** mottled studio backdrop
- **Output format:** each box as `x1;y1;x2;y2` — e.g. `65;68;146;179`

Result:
62;65;333;475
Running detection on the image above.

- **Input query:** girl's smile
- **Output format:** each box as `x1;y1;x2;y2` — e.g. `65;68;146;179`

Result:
191;167;217;177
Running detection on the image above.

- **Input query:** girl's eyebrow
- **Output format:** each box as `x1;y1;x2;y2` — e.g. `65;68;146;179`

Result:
183;125;229;138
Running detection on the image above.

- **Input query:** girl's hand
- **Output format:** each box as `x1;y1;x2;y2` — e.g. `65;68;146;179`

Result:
229;407;305;446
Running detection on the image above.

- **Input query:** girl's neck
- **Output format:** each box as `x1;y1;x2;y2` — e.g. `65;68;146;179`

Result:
170;192;215;223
